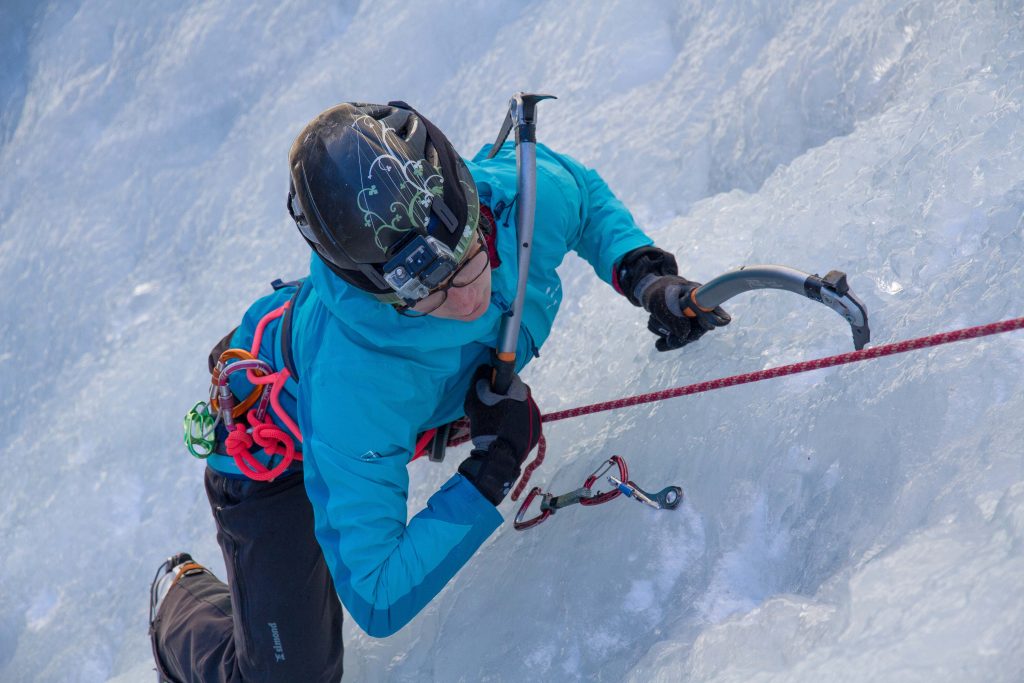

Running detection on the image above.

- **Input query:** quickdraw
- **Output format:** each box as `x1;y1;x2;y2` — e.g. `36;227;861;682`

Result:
513;455;682;531
183;300;304;481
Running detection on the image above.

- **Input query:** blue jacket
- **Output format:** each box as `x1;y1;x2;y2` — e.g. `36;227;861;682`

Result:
208;142;652;636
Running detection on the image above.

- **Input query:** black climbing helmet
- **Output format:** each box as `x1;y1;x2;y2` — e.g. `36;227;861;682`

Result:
287;101;480;303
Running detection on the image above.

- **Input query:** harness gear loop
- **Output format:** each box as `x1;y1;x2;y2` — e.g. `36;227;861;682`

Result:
188;296;305;481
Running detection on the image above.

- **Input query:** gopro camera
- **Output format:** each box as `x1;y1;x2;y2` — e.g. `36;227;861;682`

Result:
383;234;458;303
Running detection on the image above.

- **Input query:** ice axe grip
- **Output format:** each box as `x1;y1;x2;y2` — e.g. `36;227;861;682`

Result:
491;353;517;395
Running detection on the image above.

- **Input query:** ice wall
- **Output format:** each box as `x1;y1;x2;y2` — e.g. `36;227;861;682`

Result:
1;1;1021;681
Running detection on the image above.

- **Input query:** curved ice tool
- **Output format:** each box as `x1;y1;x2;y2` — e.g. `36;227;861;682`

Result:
689;266;871;350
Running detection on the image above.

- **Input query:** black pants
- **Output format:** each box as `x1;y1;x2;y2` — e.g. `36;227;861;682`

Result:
151;468;344;682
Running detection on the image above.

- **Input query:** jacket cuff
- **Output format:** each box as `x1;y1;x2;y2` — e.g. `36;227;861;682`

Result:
614;246;679;307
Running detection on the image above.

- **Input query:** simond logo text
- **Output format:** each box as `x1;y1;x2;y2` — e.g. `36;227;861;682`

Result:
267;622;285;662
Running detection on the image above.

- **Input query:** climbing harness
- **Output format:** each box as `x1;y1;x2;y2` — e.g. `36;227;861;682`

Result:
513;455;682;531
183;288;304;482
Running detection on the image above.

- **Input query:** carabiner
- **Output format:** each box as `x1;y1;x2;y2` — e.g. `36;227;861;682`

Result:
210;350;270;420
579;455;629;506
184;401;219;458
213;358;274;426
513;487;552;530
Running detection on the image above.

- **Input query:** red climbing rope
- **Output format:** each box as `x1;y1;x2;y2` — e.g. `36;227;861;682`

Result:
448;316;1024;498
541;316;1024;423
512;435;546;501
225;410;301;481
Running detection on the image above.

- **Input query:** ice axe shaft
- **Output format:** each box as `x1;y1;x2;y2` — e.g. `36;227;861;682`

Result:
687;265;871;350
489;92;556;393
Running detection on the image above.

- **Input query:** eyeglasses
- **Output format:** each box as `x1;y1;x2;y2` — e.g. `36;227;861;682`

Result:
396;237;490;317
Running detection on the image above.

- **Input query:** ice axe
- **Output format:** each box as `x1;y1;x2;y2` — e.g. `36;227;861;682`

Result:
688;265;871;350
423;93;555;463
486;92;556;393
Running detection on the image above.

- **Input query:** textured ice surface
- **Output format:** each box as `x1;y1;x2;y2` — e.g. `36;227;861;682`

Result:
1;0;1022;681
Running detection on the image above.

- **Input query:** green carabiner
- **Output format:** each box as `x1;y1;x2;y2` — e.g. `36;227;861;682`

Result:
184;401;218;458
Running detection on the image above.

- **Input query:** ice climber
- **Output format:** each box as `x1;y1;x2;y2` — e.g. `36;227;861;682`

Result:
148;101;730;682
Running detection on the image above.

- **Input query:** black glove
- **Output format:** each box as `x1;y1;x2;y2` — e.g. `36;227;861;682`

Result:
617;246;731;352
458;365;542;505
